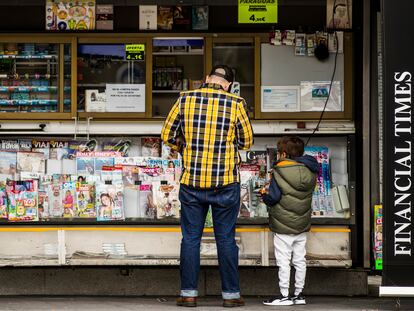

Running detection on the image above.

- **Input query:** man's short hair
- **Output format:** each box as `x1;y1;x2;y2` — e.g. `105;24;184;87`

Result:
209;65;234;83
277;136;305;158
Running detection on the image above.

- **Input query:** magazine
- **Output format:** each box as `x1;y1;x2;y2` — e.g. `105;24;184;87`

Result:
47;182;63;217
0;140;19;151
139;5;157;30
161;142;180;160
7;180;39;222
38;190;49;219
162;159;182;182
101;138;132;156
17;152;45;174
0;182;8;219
141;138;161;157
95;182;125;221
76;182;96;218
122;165;139;187
173;6;191;31
305;146;334;217
139;183;156;219
153;181;180;219
0;151;17;176
239;164;260;218
62;181;76;218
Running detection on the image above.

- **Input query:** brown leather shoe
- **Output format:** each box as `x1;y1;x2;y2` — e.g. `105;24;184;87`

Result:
176;296;197;307
223;297;245;308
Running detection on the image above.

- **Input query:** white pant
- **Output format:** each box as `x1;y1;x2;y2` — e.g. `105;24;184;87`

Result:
274;232;307;297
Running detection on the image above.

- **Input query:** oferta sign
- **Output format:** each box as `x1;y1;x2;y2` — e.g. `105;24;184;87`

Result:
238;0;278;24
125;44;145;61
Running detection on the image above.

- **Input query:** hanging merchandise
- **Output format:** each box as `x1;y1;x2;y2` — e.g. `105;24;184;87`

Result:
46;0;96;31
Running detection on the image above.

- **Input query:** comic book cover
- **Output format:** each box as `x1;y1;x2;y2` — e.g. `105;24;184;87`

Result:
192;6;208;30
122;165;139;188
96;182;124;221
141;137;161;157
62;181;76;218
139;183;156;219
7;180;39;222
305;146;334;217
17;151;45;174
153;181;180;219
0;151;17;176
38;190;49;219
47;182;63;217
0;182;8;219
173;5;191;31
76;182;96;218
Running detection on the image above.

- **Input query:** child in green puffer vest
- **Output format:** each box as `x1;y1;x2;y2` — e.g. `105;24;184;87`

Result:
261;136;319;307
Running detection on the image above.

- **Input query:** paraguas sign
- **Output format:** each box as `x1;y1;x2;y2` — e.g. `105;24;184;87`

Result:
238;0;278;24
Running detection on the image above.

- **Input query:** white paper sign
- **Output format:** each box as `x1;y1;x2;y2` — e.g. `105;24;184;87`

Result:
106;84;145;112
261;86;300;112
300;81;342;112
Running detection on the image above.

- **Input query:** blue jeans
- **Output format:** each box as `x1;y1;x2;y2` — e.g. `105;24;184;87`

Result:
179;183;241;299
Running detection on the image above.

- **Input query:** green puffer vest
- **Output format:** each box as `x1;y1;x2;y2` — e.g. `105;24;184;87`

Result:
269;162;317;235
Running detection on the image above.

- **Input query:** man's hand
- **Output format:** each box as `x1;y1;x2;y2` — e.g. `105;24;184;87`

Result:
176;134;185;155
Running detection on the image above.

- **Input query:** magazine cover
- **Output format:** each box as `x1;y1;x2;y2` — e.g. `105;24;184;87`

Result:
47;182;63;217
153;181;180;219
94;156;115;173
305;146;334;217
192;6;208;30
122;165;139;187
8;180;39;222
67;139;98;159
101;138;132;156
17;151;46;174
239;164;260;218
139;183;156;219
62;181;76;218
141;138;161;157
96;182;125;221
138;167;164;182
157;6;173;30
162;159;182;182
0;151;17;176
76;182;96;218
161;142;181;160
0;140;19;151
76;156;95;176
250;176;269;218
0;182;8;219
38;190;49;219
18;140;32;152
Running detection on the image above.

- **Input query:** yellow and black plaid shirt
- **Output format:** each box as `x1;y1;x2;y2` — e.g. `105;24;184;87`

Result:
161;83;254;189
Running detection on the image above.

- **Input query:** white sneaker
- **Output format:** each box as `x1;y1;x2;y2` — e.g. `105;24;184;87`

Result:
292;293;306;305
263;295;294;306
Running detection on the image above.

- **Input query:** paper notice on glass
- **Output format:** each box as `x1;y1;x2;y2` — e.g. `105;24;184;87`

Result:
261;86;300;112
106;84;145;112
300;81;342;112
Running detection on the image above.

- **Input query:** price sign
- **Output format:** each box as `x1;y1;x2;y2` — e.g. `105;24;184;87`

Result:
125;44;145;61
238;0;278;24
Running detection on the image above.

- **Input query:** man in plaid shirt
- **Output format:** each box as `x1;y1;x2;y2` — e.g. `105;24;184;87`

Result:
162;65;253;308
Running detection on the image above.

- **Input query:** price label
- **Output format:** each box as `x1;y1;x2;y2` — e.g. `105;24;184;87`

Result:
125;44;145;61
238;0;278;24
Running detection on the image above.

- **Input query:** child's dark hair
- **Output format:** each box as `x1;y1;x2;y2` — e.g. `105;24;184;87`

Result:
277;136;305;158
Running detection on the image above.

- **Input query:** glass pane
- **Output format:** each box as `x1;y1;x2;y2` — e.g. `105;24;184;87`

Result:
152;38;204;118
77;44;146;112
0;43;59;113
213;42;255;114
64;44;71;113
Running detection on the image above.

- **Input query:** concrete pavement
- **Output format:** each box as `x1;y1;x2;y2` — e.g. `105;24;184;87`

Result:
0;296;412;311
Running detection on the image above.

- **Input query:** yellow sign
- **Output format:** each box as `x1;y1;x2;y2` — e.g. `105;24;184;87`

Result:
125;44;145;61
238;0;278;24
125;44;145;52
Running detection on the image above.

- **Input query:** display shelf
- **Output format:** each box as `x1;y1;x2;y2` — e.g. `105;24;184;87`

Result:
152;52;204;56
0;54;58;59
152;90;182;94
0;99;58;106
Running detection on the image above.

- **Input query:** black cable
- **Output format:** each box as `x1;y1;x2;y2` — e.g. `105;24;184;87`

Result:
306;0;340;145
